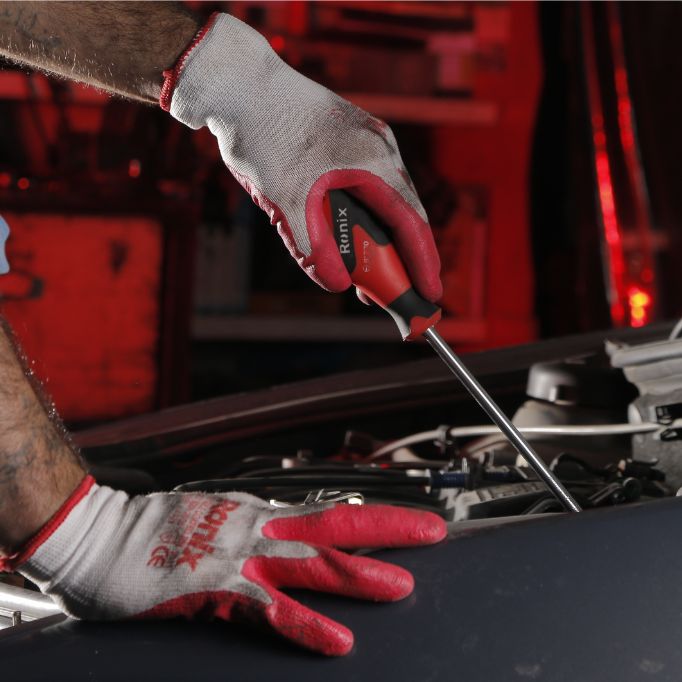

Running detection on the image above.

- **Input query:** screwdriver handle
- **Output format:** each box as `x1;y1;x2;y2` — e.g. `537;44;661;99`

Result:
326;190;441;340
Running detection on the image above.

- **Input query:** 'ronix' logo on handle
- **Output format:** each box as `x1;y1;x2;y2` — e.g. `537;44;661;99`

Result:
336;207;351;255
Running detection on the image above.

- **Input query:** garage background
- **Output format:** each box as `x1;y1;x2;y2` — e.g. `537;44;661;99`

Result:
0;1;679;425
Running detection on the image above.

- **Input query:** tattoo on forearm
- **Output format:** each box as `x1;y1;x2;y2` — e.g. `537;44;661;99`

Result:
0;444;36;494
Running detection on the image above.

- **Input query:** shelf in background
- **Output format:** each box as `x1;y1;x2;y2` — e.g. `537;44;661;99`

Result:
193;315;487;343
339;93;498;125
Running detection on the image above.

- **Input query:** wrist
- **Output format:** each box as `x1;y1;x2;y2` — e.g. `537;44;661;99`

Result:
160;11;220;112
161;13;283;123
0;398;85;550
0;470;95;571
0;321;87;553
0;457;86;554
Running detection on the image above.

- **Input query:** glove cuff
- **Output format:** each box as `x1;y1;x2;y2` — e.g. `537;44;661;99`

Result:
159;12;220;112
0;474;96;573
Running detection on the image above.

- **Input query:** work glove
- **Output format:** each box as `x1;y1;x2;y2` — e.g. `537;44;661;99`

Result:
1;475;446;656
160;13;442;302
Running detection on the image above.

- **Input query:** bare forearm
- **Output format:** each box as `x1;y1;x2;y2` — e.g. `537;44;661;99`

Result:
0;1;200;102
0;320;84;553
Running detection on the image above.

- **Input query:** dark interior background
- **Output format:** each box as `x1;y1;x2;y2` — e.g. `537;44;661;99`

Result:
0;1;679;426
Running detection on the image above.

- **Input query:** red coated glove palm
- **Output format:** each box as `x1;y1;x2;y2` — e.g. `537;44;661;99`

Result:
2;476;446;656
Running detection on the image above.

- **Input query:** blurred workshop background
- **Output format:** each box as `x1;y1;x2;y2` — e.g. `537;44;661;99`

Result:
0;1;680;426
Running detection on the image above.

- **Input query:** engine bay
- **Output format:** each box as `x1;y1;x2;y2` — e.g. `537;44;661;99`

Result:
86;322;682;524
171;345;675;521
2;323;682;638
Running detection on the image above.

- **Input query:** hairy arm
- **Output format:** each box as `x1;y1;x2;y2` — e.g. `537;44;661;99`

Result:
0;3;201;550
0;1;200;103
0;320;84;553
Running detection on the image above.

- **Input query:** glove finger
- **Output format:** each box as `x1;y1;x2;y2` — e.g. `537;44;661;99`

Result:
218;161;351;294
248;547;414;602
263;504;446;549
276;217;352;294
286;181;351;293
139;588;352;656
264;588;354;656
350;181;443;303
137;589;266;624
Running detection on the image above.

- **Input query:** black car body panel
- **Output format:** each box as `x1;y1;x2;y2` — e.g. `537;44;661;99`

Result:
4;498;682;681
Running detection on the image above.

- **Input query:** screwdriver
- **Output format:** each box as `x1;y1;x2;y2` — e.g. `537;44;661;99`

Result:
325;190;581;513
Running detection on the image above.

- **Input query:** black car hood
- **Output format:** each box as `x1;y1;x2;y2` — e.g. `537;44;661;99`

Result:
4;496;682;682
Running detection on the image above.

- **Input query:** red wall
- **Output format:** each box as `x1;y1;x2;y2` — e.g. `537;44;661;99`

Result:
0;213;163;420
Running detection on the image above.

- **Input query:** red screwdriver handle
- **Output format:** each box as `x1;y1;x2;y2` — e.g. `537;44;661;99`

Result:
326;190;441;340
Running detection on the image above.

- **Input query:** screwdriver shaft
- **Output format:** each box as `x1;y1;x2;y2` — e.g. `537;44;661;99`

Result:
423;327;582;513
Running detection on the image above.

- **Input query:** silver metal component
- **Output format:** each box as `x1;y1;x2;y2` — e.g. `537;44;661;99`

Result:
270;490;364;508
0;582;62;625
0;605;20;629
423;326;581;513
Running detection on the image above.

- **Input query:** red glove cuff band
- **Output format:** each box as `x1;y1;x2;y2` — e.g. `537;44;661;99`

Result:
0;474;96;573
159;12;220;112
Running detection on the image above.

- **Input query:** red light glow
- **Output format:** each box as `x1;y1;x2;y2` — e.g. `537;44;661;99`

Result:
128;159;141;179
628;286;652;328
611;14;636;157
608;4;657;327
17;177;30;190
582;5;647;329
0;173;10;189
270;35;286;53
593;144;626;325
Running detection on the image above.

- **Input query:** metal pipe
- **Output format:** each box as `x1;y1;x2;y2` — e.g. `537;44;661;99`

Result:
423;327;582;513
0;582;62;622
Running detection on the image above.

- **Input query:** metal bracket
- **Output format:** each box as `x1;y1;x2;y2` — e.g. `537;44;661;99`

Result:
660;428;682;442
655;403;682;426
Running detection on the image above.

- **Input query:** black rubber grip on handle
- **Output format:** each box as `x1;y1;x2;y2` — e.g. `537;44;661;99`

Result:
326;190;441;340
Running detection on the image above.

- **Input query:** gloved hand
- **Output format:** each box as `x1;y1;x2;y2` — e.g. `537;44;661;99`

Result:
160;13;442;303
2;475;446;656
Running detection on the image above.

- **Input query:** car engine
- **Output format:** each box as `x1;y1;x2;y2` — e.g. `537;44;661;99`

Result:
3;325;682;631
